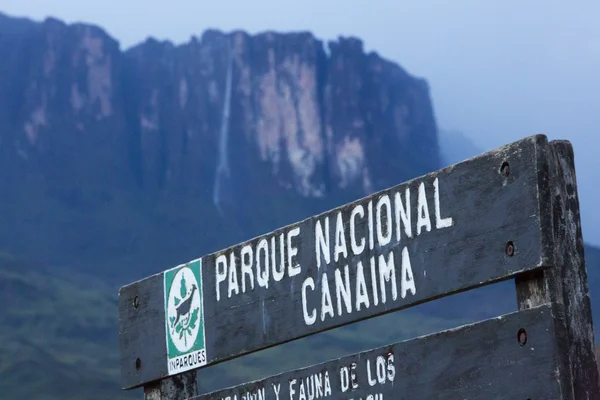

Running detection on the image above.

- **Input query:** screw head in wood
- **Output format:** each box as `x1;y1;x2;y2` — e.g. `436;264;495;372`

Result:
518;328;527;346
133;296;140;309
501;161;510;177
505;241;515;257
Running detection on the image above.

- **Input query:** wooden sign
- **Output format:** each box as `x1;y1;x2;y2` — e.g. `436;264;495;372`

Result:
119;135;600;399
189;305;563;400
119;135;555;390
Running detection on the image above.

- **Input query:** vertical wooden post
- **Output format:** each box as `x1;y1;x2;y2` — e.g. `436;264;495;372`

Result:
143;373;197;400
515;140;600;399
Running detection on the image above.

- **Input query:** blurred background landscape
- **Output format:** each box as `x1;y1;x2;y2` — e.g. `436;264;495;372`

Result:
0;1;598;399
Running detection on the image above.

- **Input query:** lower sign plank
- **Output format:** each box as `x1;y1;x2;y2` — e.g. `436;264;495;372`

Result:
119;134;554;389
191;305;563;400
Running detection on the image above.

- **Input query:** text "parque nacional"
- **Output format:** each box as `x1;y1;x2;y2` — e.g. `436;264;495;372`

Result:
213;177;454;326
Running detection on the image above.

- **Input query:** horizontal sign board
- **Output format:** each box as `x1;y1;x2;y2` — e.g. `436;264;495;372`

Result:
191;305;563;399
119;134;553;389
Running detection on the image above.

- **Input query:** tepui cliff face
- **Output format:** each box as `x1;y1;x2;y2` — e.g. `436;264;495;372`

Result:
0;14;441;279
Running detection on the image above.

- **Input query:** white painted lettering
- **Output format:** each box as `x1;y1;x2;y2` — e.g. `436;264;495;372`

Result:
335;265;352;316
365;353;395;389
347;362;357;389
307;375;315;400
368;200;375;250
287;372;329;400
271;236;285;282
215;225;309;301
298;377;306;400
355;261;370;311
376;356;386;384
367;359;377;386
279;233;286;279
379;252;397;304
376;195;392;247
315;374;323;399
434;177;453;229
289;379;296;400
334;212;348;262
315;217;330;268
301;277;316;326
241;388;265;400
215;254;228;301
324;371;331;396
304;249;414;324
320;273;334;321
400;246;416;298
340;366;349;392
216;177;437;306
315;372;324;397
256;239;269;289
228;252;239;297
370;256;379;306
241;245;254;293
394;187;412;240
272;383;281;400
416;182;432;235
350;205;366;256
387;353;395;382
287;227;301;277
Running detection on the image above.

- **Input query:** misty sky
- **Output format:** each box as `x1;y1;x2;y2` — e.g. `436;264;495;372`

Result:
2;0;600;245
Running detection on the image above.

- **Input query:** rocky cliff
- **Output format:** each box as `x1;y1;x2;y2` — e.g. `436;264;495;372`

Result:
2;13;600;400
0;14;441;281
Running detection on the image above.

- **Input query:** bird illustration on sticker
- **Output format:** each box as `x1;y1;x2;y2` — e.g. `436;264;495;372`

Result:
168;271;200;348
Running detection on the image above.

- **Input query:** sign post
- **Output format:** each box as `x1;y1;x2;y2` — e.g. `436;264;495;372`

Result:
118;134;600;399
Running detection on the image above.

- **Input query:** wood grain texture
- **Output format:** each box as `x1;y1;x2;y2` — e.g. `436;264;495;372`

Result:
191;305;563;400
144;373;197;400
119;134;553;389
515;139;600;399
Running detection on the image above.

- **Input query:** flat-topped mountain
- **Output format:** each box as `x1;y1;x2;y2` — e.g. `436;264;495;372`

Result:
0;13;439;282
0;11;599;400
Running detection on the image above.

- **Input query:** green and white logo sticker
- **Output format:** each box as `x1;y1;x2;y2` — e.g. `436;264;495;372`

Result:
164;259;207;375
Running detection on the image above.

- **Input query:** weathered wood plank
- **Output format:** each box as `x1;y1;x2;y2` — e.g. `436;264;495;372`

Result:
515;139;600;399
144;373;197;400
190;305;563;400
119;134;553;389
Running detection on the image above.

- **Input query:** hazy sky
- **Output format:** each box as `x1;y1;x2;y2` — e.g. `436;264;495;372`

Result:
2;0;600;245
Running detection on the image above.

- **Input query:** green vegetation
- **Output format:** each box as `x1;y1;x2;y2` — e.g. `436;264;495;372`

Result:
1;176;599;398
0;252;139;400
1;241;599;398
0;250;479;399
